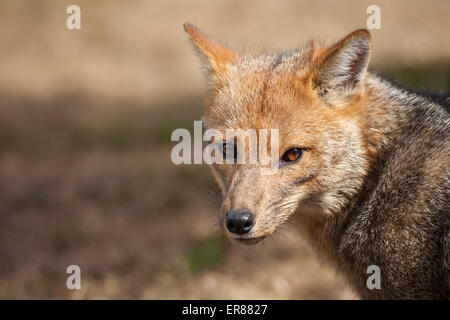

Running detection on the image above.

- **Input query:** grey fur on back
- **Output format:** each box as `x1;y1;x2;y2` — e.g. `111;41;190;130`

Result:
338;75;450;299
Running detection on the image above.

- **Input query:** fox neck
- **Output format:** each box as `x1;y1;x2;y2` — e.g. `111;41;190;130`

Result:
292;72;412;268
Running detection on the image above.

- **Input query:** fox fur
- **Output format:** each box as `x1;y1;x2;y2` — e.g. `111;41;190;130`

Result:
184;23;450;299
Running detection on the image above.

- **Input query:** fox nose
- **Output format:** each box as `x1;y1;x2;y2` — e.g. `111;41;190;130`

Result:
225;210;255;235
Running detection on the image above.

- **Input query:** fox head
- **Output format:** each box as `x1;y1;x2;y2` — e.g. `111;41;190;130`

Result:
184;24;374;245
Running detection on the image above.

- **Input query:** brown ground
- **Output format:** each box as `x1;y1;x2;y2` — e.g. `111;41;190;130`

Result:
0;0;448;299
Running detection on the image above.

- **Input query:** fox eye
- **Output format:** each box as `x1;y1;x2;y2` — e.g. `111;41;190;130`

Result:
281;148;303;163
222;142;237;160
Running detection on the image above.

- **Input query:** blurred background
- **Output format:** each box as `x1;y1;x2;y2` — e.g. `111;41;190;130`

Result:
0;0;449;299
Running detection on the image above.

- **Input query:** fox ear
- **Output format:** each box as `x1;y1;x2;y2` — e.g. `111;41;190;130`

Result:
312;29;371;105
183;23;238;74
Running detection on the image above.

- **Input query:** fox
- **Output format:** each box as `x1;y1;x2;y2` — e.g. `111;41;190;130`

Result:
183;23;450;299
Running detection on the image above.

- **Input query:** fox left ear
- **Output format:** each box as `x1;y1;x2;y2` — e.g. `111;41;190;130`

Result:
312;29;371;105
183;23;239;75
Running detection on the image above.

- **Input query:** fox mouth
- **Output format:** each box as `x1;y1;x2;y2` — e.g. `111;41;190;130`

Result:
234;236;266;245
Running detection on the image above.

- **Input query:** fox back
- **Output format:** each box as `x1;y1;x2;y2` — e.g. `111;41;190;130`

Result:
184;23;450;299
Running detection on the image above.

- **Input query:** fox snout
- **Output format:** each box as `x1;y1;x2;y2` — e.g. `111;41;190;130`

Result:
225;209;255;235
224;208;267;245
218;168;272;244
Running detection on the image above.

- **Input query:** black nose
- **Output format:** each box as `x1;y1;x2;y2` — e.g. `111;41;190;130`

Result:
225;210;255;235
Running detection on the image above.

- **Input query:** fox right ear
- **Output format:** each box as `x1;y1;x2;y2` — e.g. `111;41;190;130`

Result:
311;29;371;105
183;23;238;74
